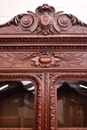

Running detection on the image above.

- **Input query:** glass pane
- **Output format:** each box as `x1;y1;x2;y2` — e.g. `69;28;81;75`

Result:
57;80;87;128
0;81;35;128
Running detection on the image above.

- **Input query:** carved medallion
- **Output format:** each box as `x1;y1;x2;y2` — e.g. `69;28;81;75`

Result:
39;12;51;29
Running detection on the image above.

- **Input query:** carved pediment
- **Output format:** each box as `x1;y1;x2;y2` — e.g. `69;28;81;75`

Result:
0;4;87;35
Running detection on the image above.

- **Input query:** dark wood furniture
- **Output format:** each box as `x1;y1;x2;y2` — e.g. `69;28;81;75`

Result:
0;3;87;130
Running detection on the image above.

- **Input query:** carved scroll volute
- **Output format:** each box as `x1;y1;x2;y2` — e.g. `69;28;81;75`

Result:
1;4;87;34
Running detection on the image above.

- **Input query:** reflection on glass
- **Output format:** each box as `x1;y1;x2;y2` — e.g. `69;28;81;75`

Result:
57;80;87;128
0;81;35;128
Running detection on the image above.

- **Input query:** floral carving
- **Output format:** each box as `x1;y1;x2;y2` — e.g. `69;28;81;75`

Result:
0;4;87;35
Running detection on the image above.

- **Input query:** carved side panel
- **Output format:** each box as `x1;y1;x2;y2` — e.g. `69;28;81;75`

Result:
0;52;87;68
0;73;43;130
49;72;87;130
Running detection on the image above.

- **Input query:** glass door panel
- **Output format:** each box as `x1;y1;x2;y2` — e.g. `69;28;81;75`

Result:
57;80;87;128
0;81;35;128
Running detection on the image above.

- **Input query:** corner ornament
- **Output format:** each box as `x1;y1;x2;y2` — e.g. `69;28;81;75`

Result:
0;4;87;35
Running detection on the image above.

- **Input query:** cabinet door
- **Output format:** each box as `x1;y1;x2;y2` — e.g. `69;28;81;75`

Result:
57;80;87;128
0;81;35;129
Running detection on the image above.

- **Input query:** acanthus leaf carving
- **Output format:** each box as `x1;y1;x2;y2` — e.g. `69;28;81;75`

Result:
0;4;87;35
0;14;23;27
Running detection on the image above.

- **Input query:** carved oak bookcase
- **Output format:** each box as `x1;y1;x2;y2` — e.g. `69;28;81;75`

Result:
0;3;87;130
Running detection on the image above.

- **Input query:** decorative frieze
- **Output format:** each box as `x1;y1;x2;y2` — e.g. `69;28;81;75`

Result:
0;52;87;68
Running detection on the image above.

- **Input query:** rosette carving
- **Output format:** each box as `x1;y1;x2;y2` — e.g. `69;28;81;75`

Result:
19;15;33;29
58;14;72;29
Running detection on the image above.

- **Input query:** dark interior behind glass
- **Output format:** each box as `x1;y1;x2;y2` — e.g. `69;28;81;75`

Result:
0;81;34;128
57;80;87;128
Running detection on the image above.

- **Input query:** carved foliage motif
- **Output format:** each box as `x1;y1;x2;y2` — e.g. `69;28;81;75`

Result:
0;73;43;130
49;73;87;130
0;4;87;35
0;52;87;68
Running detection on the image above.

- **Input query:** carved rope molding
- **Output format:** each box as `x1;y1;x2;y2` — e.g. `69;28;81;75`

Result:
49;73;87;130
44;73;49;130
0;52;87;68
0;4;87;35
0;73;42;130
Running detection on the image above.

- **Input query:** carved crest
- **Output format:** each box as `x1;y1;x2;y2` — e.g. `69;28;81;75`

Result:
0;4;87;35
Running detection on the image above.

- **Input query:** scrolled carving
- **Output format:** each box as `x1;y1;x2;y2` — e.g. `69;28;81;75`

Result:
0;4;87;35
0;14;23;27
19;14;33;28
58;14;71;28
